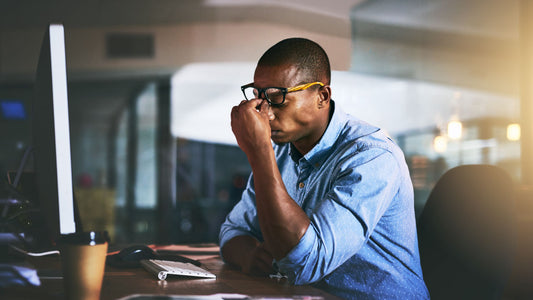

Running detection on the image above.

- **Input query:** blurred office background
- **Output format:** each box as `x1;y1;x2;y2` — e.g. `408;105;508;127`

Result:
0;0;532;295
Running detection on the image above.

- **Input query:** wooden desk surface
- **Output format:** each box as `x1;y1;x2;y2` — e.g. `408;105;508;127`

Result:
4;254;341;300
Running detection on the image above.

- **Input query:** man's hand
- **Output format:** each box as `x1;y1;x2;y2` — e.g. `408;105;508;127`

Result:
241;243;275;276
230;99;272;155
221;235;275;276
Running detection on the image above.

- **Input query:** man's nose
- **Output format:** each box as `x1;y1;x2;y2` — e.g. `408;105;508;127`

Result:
267;105;275;121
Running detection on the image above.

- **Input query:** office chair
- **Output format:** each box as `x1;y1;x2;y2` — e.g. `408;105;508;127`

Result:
417;164;515;300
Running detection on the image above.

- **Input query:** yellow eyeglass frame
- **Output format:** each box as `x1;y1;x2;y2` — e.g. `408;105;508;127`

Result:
286;81;325;93
241;81;325;106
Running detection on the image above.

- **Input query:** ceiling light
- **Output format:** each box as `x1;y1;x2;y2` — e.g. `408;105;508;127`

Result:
433;135;447;153
447;120;462;140
507;123;521;141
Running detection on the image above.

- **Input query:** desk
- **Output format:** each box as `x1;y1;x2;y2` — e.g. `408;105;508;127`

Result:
4;254;341;300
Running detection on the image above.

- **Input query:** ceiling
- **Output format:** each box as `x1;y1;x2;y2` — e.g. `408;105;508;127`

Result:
352;0;519;40
0;0;363;37
0;0;518;38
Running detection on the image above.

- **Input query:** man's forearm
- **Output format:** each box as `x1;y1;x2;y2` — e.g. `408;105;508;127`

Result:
230;99;310;261
248;146;310;260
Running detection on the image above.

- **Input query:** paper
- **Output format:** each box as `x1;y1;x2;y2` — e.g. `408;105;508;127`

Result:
153;244;220;260
0;263;41;287
117;294;324;300
117;293;248;300
154;244;220;254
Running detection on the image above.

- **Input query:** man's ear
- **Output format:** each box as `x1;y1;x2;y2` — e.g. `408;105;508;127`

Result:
317;85;332;109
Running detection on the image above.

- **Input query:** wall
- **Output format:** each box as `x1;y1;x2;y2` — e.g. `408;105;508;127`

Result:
1;21;352;81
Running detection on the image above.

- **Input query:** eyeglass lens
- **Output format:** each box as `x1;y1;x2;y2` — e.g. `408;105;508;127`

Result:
243;87;285;105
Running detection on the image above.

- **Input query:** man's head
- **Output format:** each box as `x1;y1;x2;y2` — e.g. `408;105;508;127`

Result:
257;38;331;85
252;38;332;155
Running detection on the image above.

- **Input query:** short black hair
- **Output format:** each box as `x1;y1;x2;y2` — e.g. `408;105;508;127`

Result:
257;38;331;85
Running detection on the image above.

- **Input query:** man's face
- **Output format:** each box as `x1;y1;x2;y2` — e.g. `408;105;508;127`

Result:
253;64;326;149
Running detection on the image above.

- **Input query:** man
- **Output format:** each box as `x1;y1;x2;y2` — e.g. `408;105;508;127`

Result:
219;38;429;299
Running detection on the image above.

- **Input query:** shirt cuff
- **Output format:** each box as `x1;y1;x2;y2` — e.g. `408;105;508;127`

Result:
276;223;316;283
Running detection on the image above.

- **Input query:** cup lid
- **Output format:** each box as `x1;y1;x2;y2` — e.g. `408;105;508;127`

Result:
59;231;109;245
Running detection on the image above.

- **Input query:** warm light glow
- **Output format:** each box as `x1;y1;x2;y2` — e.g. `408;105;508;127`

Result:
447;120;463;140
433;135;447;153
507;123;521;141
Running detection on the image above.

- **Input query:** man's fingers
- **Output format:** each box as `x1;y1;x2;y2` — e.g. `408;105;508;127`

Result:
259;100;270;114
256;259;274;275
244;98;262;108
231;106;239;118
251;248;274;275
256;246;274;267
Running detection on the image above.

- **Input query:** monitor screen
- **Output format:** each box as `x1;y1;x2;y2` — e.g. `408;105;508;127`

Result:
0;99;27;120
32;24;77;244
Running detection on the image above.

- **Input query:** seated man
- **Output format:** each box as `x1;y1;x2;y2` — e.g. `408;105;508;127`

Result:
219;37;429;299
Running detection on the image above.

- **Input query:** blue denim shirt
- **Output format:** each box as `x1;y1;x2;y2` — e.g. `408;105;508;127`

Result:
219;103;429;299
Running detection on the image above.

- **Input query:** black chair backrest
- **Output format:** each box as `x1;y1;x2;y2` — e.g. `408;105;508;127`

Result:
417;164;515;300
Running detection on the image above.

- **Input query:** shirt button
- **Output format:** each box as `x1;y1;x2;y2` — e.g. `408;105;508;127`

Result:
299;182;305;189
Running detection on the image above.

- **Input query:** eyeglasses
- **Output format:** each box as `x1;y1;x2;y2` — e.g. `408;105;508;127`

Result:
241;81;324;106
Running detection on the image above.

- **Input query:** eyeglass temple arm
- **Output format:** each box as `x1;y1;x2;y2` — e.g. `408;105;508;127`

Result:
287;82;324;92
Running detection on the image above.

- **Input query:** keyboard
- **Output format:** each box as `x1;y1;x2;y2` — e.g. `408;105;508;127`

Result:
140;259;216;280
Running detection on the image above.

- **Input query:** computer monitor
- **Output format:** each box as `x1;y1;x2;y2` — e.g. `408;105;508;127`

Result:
32;24;78;244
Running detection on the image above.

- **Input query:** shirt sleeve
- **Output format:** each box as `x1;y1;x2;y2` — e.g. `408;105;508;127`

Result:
275;148;402;285
219;173;263;251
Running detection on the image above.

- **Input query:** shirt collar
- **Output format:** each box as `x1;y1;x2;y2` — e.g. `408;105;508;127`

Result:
300;100;345;168
290;101;380;169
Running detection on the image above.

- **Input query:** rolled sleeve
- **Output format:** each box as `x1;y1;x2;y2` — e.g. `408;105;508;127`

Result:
275;222;317;284
219;174;263;250
276;149;401;285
